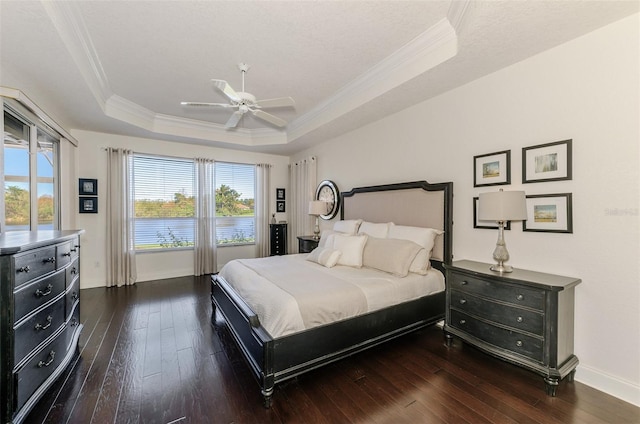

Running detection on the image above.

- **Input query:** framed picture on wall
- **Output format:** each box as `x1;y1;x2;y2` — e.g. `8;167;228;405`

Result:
473;150;511;187
276;200;286;212
473;197;511;230
79;178;98;195
276;188;286;200
79;197;98;214
523;139;572;183
523;193;572;233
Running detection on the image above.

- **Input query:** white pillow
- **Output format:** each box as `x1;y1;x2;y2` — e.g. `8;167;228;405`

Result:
318;229;338;248
358;221;391;238
306;247;342;268
362;237;422;277
333;219;363;235
387;224;444;274
332;234;368;268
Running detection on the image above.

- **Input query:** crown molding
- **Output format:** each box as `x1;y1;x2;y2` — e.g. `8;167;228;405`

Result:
448;0;472;33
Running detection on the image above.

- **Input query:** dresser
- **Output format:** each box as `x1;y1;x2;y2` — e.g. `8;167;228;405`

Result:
270;224;287;255
0;230;84;424
297;235;319;253
444;260;581;396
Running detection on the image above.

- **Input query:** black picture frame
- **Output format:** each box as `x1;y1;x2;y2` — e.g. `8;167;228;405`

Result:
79;178;98;195
523;193;572;233
473;150;511;187
79;196;98;214
276;188;285;200
522;139;572;183
473;197;511;230
276;200;286;213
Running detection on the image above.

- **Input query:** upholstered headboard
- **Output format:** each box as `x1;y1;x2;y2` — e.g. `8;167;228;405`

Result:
341;181;453;271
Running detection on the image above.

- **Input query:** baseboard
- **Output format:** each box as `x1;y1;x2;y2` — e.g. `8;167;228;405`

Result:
575;364;640;407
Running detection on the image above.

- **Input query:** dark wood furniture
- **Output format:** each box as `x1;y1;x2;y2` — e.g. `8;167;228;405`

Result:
0;230;83;424
297;235;319;253
444;260;581;396
269;223;287;256
212;180;453;407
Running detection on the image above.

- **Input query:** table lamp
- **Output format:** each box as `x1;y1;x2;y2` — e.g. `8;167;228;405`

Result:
308;200;328;240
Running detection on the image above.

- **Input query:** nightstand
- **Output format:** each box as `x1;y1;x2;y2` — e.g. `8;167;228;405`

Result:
270;224;287;255
297;235;319;253
444;260;581;396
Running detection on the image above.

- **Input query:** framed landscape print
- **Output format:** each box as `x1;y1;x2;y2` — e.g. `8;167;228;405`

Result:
79;196;98;213
523;193;572;233
474;150;511;187
473;197;511;230
79;178;98;195
523;139;572;183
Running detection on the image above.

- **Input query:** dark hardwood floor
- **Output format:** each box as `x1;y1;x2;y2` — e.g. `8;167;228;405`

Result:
26;275;639;424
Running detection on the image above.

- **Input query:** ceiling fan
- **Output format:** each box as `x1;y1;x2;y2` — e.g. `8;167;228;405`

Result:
181;63;295;128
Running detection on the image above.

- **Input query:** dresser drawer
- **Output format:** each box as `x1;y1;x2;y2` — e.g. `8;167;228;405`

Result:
14;270;66;323
56;240;75;269
14;299;65;366
13;246;57;288
450;309;544;362
449;271;545;311
14;326;73;410
65;275;80;320
450;290;544;336
66;257;80;286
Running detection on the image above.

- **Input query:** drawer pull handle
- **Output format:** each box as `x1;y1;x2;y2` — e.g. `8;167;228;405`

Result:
35;284;53;297
38;350;56;368
516;340;523;347
516;294;524;301
459;319;466;325
71;267;78;275
70;247;77;252
62;252;72;257
516;316;523;323
43;257;56;264
18;265;30;273
461;280;468;285
71;318;78;326
35;316;53;331
459;299;467;305
72;292;79;301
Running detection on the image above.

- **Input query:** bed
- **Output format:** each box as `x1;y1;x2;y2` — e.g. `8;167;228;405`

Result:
211;180;453;407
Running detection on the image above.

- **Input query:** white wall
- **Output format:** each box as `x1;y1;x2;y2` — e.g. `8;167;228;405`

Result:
70;130;290;287
292;15;640;406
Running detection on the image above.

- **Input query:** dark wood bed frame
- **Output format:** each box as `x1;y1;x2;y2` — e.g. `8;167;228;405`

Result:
211;180;453;407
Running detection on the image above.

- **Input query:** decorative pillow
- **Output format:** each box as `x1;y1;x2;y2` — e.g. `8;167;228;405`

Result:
362;237;422;277
332;234;368;268
318;230;338;248
333;219;363;236
305;247;342;268
387;224;444;274
358;221;392;238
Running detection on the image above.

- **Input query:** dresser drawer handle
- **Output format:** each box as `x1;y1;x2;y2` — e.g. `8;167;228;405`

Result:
62;252;72;257
18;265;31;273
70;247;78;252
43;257;56;264
35;284;54;297
38;350;56;368
459;319;466;325
459;299;467;305
516;316;523;323
516;340;523;347
516;294;524;301
35;315;53;331
71;267;78;275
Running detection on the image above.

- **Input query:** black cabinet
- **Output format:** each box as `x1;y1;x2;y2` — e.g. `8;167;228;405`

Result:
0;230;84;424
297;236;319;253
270;224;287;256
444;260;581;396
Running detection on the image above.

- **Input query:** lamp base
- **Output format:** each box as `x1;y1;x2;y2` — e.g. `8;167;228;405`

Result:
490;263;513;273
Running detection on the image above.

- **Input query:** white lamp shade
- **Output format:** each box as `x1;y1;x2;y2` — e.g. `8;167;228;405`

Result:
309;200;328;215
478;190;527;221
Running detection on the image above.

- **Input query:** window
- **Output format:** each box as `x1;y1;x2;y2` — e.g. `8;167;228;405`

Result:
132;155;195;250
215;162;255;245
3;106;59;231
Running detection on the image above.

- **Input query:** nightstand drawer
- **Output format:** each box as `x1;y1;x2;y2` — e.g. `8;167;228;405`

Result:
449;271;545;311
450;310;544;362
450;290;544;335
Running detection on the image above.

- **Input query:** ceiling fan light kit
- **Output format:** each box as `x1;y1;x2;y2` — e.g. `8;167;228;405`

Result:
181;62;295;129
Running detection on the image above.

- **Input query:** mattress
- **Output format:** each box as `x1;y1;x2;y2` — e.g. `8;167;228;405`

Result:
219;254;445;338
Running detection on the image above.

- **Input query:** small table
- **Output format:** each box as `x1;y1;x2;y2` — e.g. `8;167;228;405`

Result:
297;235;319;253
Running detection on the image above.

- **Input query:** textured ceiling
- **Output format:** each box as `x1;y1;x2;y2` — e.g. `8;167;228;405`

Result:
1;1;638;155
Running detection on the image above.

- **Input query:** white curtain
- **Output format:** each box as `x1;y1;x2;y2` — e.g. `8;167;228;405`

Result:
288;156;317;253
256;163;272;257
106;148;137;287
194;158;216;276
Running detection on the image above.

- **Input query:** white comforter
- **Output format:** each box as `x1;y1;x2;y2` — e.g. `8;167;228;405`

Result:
219;254;445;339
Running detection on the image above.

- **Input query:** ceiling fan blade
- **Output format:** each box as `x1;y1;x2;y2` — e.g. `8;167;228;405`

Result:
251;109;287;127
180;101;235;108
211;79;241;103
225;110;244;128
255;97;295;109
